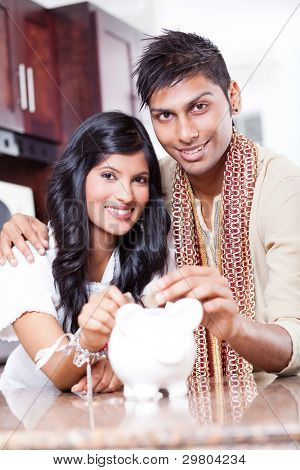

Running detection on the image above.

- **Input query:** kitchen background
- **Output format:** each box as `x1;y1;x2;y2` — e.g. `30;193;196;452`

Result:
0;0;299;361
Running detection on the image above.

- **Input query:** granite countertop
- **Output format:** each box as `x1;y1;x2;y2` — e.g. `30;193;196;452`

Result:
0;370;300;450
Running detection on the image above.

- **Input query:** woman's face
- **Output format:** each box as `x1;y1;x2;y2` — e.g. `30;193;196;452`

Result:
85;150;150;239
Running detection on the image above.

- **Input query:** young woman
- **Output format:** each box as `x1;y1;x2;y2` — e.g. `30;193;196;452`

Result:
0;111;170;394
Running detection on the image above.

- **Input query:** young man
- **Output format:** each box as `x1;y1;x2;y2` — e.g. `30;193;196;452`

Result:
1;31;300;384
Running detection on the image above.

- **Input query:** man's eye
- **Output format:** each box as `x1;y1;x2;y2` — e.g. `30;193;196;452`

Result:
159;112;172;121
101;173;115;180
193;103;206;112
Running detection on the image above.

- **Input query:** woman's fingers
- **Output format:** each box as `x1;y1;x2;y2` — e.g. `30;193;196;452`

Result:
71;375;87;393
106;285;131;308
101;373;123;393
92;360;114;392
71;359;106;393
79;313;112;335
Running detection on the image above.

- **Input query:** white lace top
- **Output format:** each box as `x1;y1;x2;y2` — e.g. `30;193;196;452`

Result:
0;227;121;392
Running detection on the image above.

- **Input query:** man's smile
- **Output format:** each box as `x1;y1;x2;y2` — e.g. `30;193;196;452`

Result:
176;140;210;162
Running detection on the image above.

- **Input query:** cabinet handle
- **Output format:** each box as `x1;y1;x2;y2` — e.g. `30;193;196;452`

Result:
18;63;28;111
26;67;36;114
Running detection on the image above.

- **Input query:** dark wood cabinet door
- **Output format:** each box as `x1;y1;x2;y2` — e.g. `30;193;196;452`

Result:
0;2;23;133
52;3;144;150
0;0;61;142
95;10;144;117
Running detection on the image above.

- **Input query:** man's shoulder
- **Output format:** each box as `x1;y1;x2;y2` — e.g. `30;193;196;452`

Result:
257;144;300;184
255;144;300;224
159;155;177;174
159;156;176;211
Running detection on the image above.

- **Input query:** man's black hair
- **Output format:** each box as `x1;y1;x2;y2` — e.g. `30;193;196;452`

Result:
134;30;231;108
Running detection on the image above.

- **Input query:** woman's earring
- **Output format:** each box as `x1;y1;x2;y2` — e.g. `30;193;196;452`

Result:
139;220;145;232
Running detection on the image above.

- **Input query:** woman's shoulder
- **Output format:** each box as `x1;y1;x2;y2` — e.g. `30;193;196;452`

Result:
0;231;58;342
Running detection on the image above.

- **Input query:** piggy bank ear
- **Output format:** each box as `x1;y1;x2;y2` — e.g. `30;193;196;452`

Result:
171;298;203;330
116;303;144;336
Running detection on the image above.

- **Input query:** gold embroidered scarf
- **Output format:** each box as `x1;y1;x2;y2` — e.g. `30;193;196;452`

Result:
172;128;258;387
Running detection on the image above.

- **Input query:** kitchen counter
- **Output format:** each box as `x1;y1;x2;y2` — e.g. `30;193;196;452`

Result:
0;370;300;450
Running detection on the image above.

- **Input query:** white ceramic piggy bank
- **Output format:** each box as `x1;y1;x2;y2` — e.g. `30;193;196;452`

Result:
108;298;203;401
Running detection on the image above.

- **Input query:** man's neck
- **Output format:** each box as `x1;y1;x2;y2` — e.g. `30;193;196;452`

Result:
188;150;227;205
186;148;228;232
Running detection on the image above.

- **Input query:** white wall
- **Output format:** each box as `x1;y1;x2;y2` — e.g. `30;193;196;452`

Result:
37;0;300;165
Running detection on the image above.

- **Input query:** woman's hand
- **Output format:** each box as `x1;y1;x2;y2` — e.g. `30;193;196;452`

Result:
0;213;48;266
78;285;131;352
71;358;123;394
151;266;241;342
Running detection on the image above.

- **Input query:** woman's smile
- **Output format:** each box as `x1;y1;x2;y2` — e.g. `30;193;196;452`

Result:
105;204;135;221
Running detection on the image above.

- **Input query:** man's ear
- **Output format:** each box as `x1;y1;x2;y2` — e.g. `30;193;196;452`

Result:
228;80;242;115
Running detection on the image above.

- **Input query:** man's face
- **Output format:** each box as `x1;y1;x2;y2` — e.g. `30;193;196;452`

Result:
149;74;237;177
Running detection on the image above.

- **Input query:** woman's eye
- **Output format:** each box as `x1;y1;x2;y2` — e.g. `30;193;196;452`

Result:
101;172;116;180
193;103;207;112
134;176;148;184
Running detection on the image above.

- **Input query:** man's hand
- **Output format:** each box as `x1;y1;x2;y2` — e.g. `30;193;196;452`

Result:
71;359;123;394
151;266;241;341
0;213;48;266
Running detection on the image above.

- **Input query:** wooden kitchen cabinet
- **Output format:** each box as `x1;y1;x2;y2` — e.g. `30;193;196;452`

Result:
0;0;61;142
53;2;144;148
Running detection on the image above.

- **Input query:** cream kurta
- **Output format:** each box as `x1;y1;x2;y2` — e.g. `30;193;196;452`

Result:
159;144;300;376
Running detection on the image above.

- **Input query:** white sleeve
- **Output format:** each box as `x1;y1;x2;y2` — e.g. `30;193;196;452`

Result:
0;243;58;342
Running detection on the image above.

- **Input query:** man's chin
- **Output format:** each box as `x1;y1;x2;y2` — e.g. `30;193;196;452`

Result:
179;160;209;177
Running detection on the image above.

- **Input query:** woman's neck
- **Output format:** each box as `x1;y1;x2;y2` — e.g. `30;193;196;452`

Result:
87;224;117;282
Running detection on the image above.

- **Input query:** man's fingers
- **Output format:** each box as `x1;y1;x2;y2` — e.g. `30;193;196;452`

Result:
0;232;17;266
1;215;48;262
186;284;233;302
151;266;219;292
153;278;199;304
153;278;229;305
3;227;36;263
0;245;5;266
16;218;47;255
204;298;239;315
31;219;49;248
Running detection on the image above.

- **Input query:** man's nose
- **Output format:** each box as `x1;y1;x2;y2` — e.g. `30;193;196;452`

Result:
177;116;199;144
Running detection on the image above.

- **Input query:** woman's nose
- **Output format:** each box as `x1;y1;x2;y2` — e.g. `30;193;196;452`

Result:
115;181;134;203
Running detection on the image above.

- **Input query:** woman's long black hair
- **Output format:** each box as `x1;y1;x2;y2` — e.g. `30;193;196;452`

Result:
47;111;170;333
